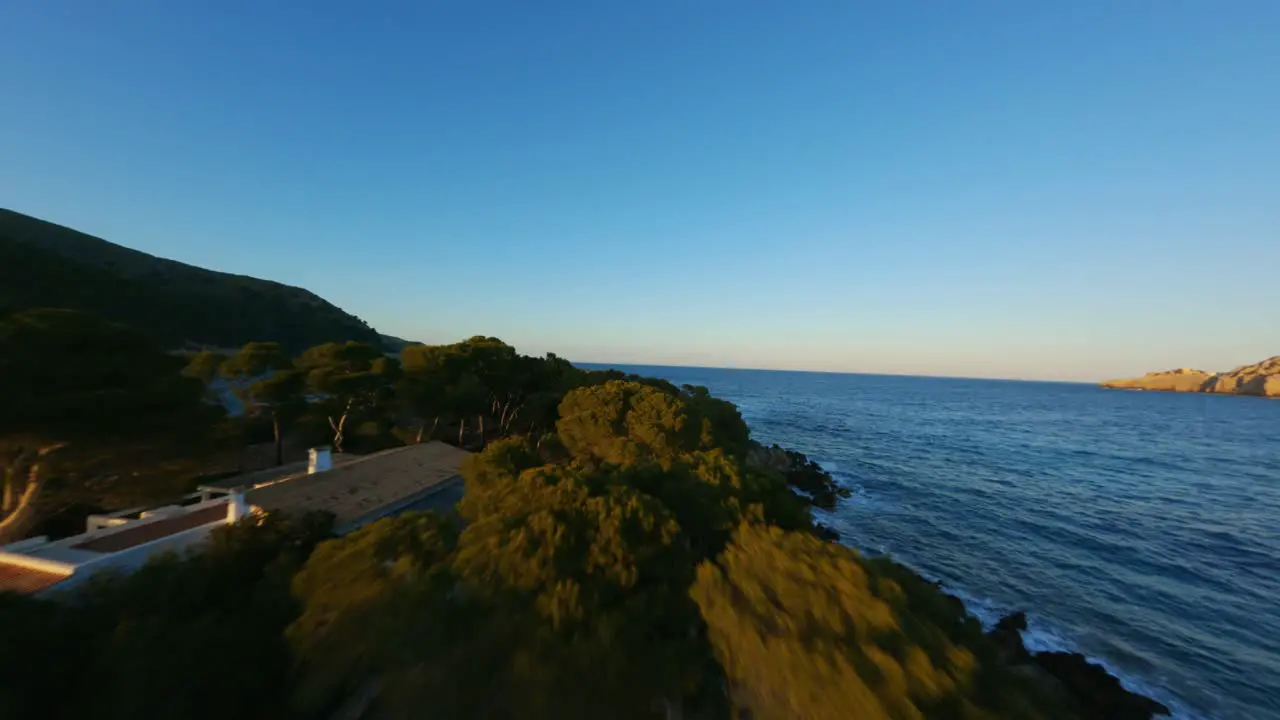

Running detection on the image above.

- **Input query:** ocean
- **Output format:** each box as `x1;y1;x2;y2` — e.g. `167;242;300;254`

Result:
580;364;1280;720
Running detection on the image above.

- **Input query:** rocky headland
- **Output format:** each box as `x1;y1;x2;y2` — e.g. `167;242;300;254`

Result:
1103;355;1280;398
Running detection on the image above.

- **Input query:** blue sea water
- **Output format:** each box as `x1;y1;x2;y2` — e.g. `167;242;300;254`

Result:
581;365;1280;720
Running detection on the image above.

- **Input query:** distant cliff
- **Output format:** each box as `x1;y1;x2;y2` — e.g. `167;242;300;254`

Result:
1103;356;1280;398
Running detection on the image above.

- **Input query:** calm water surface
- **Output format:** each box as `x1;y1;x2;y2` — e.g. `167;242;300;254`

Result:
583;365;1280;720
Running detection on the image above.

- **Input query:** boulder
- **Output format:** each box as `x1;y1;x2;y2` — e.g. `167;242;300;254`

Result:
745;443;792;473
986;611;1032;664
812;522;840;542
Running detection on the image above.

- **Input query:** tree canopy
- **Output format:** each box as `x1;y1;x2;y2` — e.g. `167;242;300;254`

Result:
0;309;222;542
556;379;751;470
297;341;399;452
0;308;213;442
693;524;1065;720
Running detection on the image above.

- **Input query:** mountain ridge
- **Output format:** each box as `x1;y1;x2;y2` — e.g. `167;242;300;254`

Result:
0;209;383;352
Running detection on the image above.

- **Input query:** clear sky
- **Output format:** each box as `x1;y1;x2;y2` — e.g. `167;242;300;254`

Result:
2;2;1276;381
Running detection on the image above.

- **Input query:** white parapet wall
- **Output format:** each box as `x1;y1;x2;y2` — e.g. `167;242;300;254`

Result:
0;494;246;597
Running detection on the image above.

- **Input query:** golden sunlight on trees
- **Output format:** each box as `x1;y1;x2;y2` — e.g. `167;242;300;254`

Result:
454;466;704;719
556;380;752;470
692;524;1066;720
288;512;461;716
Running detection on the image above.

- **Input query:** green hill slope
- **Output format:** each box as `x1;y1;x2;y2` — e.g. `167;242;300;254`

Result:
0;209;382;351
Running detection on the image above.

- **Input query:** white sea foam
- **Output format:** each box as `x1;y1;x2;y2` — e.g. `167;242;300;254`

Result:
1017;618;1207;720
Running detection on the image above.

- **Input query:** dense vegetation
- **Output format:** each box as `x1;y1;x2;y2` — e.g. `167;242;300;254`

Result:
0;209;382;351
0;309;226;541
1;307;1083;719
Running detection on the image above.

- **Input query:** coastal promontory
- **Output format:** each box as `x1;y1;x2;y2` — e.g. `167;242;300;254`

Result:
1103;356;1280;397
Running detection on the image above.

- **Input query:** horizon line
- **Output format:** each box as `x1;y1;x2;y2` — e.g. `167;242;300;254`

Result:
570;359;1097;385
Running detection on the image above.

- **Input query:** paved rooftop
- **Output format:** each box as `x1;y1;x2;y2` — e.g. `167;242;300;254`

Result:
244;441;470;532
198;453;352;492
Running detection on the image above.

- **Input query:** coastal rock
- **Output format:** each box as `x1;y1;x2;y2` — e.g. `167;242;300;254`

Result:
987;611;1032;664
812;522;840;542
988;612;1170;719
1102;367;1215;393
745;443;793;474
1103;355;1280;397
745;443;851;511
1033;651;1171;719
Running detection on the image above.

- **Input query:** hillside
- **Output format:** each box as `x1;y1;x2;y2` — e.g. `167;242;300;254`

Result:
1102;356;1280;397
0;209;382;351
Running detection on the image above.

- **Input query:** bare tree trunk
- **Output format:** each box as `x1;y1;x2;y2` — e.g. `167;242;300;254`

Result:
430;416;439;441
499;402;511;433
2;462;14;515
478;414;485;445
329;399;352;453
458;417;466;447
272;412;283;466
415;421;425;444
0;445;64;545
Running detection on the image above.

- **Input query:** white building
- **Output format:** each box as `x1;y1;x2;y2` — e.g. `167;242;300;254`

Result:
0;442;470;597
0;493;248;596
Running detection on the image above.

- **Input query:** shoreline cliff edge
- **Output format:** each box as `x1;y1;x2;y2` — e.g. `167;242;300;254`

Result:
1102;356;1280;398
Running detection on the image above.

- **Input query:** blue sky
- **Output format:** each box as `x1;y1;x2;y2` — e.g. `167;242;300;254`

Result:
2;2;1276;381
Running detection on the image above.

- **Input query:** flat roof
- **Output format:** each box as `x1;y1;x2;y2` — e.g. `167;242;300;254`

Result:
244;441;470;530
197;454;344;492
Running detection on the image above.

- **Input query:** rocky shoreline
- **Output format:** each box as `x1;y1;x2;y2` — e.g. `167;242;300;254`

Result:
760;443;1173;719
987;611;1171;719
1103;355;1280;398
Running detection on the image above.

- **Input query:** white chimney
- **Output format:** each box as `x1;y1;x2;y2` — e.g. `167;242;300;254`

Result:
226;493;248;523
308;446;333;475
